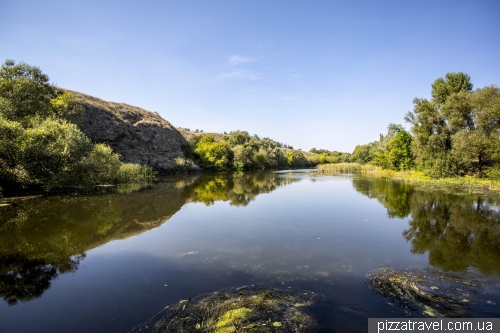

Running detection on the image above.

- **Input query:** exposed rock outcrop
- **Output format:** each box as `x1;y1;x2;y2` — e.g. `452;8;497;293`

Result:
71;91;197;174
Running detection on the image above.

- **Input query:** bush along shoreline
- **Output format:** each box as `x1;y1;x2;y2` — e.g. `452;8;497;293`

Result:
0;60;154;196
317;163;500;195
2;60;498;197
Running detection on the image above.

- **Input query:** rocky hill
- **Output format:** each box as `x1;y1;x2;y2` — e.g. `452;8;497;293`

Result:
71;91;197;174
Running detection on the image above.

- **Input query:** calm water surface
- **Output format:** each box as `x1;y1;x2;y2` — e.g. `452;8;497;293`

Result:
1;171;499;332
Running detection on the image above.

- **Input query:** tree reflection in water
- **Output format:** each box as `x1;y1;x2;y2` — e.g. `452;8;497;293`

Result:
0;171;299;305
353;177;500;275
0;254;84;305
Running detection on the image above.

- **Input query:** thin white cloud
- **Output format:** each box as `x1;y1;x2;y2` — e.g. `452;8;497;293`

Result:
217;69;260;80
229;55;256;67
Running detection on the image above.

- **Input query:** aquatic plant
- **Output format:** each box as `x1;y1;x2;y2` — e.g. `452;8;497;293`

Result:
129;286;323;333
367;268;499;318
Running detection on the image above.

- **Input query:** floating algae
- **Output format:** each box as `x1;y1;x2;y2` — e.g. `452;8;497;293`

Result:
128;286;324;333
367;268;500;318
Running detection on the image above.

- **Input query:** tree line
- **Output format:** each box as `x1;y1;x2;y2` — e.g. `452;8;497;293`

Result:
349;72;500;178
3;59;496;196
183;130;314;171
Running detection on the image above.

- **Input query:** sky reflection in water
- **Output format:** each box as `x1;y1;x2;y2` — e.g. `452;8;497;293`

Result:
1;171;499;332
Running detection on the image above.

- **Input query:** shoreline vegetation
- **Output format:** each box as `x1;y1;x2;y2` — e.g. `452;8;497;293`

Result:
0;60;154;197
1;60;499;198
317;163;500;195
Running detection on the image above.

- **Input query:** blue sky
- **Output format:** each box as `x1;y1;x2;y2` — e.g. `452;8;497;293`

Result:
1;1;499;152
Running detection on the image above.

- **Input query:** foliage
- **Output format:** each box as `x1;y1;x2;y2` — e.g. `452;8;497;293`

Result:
18;117;94;188
50;91;85;124
287;150;308;167
0;60;153;193
194;135;233;170
173;157;198;172
403;72;500;177
384;130;414;170
220;131;289;169
317;163;381;174
431;72;473;107
308;148;350;164
349;123;414;171
0;60;56;122
83;144;122;184
115;163;154;183
182;130;301;171
487;163;500;180
350;144;373;164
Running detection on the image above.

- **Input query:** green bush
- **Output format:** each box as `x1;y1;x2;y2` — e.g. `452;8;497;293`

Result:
115;164;154;183
194;135;233;170
486;164;500;180
0;60;154;193
287;150;308;167
18;118;93;188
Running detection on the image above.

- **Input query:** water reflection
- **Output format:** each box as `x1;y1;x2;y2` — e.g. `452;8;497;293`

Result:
352;177;413;218
403;194;500;275
183;171;299;206
0;254;84;305
0;171;299;305
353;177;500;275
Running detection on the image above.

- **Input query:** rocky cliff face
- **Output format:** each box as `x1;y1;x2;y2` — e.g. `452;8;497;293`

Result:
71;92;196;174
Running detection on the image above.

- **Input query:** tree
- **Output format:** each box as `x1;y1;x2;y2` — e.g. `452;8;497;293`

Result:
385;130;414;170
0;60;56;122
405;73;474;174
447;85;500;175
287;150;308;167
194;135;233;170
431;72;473;107
224;130;251;147
232;144;254;169
351;144;373;164
405;98;450;163
0;60;151;192
18;118;93;188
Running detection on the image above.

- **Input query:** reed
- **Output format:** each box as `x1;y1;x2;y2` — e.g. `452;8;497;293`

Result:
317;163;500;194
317;163;380;174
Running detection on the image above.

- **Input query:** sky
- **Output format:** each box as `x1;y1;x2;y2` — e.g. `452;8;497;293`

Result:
1;1;499;152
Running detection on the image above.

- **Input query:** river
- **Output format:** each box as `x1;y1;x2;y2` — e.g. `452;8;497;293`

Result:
1;170;499;332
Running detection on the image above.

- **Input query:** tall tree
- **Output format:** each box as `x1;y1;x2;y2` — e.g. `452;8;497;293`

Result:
405;73;473;176
431;72;473;107
447;86;500;175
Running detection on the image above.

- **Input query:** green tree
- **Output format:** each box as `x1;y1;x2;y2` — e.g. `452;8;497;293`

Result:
287;150;308;167
446;85;500;175
0;60;56;122
431;72;473;107
18;118;93;188
194;135;233;170
232;144;255;170
0;60;152;192
224;130;251;147
405;98;450;161
405;72;474;176
0;116;25;185
351;144;373;164
50;91;85;125
385;130;414;170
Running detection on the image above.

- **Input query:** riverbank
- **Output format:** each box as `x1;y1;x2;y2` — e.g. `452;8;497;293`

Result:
317;163;500;195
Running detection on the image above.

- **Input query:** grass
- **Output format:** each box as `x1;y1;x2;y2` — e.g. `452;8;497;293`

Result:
317;163;500;195
317;163;380;174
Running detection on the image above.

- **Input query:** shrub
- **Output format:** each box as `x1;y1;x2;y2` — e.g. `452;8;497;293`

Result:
194;135;233;170
115;163;154;183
